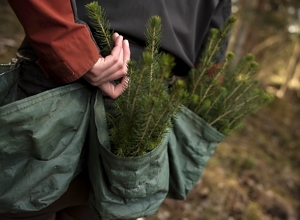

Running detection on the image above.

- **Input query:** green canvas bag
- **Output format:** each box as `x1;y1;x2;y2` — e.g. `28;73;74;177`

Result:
167;106;226;200
0;62;92;212
87;91;226;219
0;61;225;219
0;61;19;106
87;90;170;220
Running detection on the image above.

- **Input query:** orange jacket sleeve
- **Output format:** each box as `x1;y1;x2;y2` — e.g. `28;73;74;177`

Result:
7;0;100;83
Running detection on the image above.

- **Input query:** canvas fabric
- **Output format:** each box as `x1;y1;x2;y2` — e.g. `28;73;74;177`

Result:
0;61;225;219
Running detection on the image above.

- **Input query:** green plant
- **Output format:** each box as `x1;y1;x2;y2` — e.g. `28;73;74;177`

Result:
86;2;184;157
85;2;273;157
85;3;113;57
179;16;273;135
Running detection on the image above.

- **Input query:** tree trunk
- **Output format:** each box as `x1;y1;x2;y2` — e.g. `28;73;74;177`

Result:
276;38;300;98
231;0;257;67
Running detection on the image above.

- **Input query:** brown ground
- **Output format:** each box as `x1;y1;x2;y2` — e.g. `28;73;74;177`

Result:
145;97;300;220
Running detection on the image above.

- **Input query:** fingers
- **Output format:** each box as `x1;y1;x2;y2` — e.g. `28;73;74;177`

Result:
123;39;130;65
98;76;129;99
95;58;124;85
112;32;120;42
95;37;130;85
84;34;130;86
84;32;130;100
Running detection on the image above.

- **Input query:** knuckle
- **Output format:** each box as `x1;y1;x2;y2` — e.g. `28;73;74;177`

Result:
117;61;123;69
112;56;118;63
90;81;97;87
90;78;101;87
118;71;126;77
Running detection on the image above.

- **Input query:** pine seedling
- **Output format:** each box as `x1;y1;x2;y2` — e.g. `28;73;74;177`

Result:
86;2;185;157
184;16;274;135
86;2;273;154
85;2;113;57
110;17;186;157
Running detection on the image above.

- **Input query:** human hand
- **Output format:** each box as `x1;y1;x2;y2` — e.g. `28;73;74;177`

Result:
83;33;130;99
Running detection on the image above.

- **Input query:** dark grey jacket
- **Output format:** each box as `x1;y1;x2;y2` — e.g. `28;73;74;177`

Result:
74;0;232;75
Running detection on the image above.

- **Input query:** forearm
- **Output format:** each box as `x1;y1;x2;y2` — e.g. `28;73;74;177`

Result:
8;0;100;83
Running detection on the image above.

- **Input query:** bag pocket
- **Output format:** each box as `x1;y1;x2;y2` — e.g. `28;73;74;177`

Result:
167;106;226;200
0;62;19;106
88;91;169;220
0;64;92;212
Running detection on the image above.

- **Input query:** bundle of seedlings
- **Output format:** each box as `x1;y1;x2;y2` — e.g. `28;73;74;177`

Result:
86;2;187;157
85;2;273;157
181;16;274;135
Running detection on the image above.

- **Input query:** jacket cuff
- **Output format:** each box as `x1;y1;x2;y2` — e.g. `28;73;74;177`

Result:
36;28;99;83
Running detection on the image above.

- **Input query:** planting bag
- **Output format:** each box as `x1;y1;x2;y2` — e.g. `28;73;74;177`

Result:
0;63;92;212
0;62;225;218
0;62;19;106
87;92;225;219
87;91;170;220
167;106;226;200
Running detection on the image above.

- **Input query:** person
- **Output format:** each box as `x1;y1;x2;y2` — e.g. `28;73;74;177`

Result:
1;0;231;219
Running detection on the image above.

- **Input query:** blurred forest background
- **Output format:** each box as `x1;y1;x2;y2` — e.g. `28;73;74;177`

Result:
1;0;300;219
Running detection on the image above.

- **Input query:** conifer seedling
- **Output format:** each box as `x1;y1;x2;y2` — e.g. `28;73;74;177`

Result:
86;2;183;157
86;2;273;157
